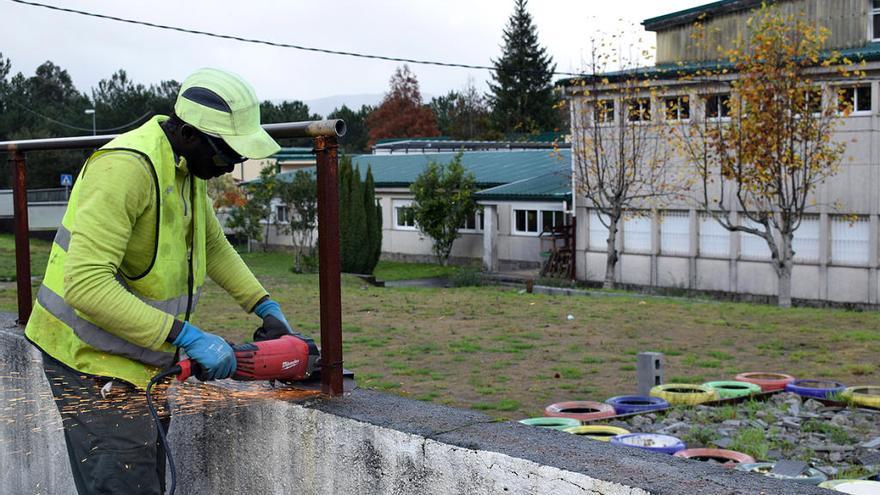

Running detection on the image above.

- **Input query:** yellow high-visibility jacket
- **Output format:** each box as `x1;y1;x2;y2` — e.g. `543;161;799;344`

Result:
26;115;267;388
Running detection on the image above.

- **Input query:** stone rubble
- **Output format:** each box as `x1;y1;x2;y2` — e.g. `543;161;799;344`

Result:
605;393;880;479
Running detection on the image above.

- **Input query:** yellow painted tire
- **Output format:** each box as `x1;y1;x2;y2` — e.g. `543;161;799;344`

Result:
650;384;718;406
841;386;880;409
562;425;630;441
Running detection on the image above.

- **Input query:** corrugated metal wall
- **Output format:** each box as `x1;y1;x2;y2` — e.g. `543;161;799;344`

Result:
655;0;869;64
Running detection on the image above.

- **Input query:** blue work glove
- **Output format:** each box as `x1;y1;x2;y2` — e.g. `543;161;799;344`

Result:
253;298;294;341
173;322;236;380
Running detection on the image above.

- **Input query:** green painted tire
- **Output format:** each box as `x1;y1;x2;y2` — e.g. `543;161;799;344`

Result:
519;417;581;431
703;380;762;399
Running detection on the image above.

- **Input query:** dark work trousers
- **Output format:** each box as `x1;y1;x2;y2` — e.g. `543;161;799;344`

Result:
42;352;170;495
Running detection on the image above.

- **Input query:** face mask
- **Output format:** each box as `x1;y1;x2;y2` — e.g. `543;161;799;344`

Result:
188;134;244;180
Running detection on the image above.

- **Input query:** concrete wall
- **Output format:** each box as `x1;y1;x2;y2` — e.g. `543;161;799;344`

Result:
2;315;831;495
0;188;67;231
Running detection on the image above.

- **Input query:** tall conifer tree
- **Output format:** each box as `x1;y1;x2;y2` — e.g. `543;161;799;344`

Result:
488;0;559;134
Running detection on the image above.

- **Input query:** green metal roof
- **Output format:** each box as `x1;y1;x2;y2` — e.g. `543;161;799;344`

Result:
265;149;571;201
350;149;570;189
273;147;314;162
474;171;571;202
642;0;762;31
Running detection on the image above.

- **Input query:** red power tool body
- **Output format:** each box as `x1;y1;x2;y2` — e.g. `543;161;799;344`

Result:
175;334;319;382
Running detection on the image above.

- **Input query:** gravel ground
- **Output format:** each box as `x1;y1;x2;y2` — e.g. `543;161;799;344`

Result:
601;393;880;480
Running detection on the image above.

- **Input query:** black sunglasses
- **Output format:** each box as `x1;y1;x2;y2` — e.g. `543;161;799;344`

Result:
203;133;246;168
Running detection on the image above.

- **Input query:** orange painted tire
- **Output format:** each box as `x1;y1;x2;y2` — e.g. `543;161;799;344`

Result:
674;448;756;467
734;372;795;392
544;401;616;422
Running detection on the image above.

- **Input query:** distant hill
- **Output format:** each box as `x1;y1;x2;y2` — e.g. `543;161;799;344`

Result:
301;94;383;119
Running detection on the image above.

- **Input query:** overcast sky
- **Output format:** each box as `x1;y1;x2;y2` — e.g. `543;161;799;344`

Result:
2;0;708;106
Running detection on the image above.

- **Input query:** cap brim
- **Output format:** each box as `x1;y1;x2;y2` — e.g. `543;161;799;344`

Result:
221;126;280;159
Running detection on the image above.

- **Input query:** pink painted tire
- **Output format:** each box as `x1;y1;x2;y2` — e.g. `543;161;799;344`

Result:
674;448;756;467
544;401;616;422
734;372;795;392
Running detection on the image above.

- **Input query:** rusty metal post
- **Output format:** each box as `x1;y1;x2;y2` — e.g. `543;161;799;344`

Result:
10;150;32;325
313;136;343;395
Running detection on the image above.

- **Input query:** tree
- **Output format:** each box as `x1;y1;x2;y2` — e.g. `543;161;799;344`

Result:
337;156;382;273
410;153;478;264
488;0;559;134
430;80;495;140
366;65;440;147
226;164;278;251
207;175;246;209
277;170;318;273
673;6;854;307
571;32;675;289
328;104;373;154
363;167;383;273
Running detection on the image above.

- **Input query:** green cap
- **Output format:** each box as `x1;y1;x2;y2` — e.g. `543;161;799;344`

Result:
174;68;280;159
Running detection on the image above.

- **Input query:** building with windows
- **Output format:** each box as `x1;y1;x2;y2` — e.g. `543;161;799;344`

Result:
262;148;571;271
561;0;880;305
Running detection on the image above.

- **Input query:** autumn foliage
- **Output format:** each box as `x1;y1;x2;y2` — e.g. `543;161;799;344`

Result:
366;65;440;147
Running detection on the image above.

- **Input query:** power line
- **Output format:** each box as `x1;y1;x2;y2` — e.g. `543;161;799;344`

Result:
9;0;583;77
9;101;153;132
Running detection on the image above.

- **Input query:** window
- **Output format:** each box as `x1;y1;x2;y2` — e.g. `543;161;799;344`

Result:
541;210;565;234
393;200;416;230
793;215;820;263
664;96;690;121
514;209;538;234
275;204;289;223
627;98;651;122
594;100;615;123
589;210;609;249
623;214;652;253
660;211;690;255
705;93;731;119
699;214;730;257
797;87;822;115
460;211;484;232
872;0;880;41
740;219;771;260
831;216;869;265
838;85;872;114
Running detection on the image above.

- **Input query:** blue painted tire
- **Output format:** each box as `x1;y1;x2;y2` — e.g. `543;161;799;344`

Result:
610;433;686;455
605;395;670;415
784;379;846;399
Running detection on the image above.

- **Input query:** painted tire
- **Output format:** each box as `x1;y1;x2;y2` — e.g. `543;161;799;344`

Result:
818;479;880;493
840;386;880;409
563;425;630;441
784;379;846;399
650;384;718;406
674;448;755;466
610;433;686;455
518;417;581;431
734;372;795;392
605;395;670;415
702;381;762;399
737;463;827;485
544;401;616;422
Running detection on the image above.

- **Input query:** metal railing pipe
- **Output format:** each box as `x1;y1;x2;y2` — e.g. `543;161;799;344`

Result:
0;119;347;152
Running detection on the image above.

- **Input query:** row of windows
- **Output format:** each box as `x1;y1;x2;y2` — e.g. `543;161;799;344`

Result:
592;84;874;123
394;203;486;232
588;211;872;266
393;201;564;236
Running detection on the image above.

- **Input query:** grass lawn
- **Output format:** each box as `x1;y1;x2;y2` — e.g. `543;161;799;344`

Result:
0;234;51;281
6;246;880;420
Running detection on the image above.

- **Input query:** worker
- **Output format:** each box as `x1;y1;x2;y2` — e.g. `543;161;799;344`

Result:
24;68;300;494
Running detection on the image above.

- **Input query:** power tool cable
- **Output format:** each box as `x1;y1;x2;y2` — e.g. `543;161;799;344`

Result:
146;366;183;495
